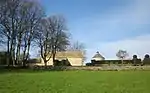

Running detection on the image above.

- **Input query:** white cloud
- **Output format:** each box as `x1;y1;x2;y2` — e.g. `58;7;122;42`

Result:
119;0;150;24
70;0;150;63
73;0;150;28
29;0;150;61
70;0;150;44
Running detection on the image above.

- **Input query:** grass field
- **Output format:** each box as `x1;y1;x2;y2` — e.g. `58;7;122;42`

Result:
0;70;150;93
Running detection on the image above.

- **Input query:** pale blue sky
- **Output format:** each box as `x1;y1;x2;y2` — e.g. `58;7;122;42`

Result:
35;0;150;62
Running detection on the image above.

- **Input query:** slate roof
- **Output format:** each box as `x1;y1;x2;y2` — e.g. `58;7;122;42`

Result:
48;51;84;58
92;51;105;59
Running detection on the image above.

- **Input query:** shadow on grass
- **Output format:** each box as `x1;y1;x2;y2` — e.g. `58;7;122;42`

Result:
0;66;69;74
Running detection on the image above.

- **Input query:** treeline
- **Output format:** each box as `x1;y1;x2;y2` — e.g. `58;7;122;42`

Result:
0;0;70;67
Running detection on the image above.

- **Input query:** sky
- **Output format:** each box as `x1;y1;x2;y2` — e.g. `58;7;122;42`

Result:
38;0;150;62
0;0;149;63
36;0;150;62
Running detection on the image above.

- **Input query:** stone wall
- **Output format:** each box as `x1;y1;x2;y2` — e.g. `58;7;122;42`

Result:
31;65;150;71
89;59;145;66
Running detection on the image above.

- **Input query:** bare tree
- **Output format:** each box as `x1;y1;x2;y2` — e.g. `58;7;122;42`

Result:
21;0;44;66
0;0;23;66
116;50;128;65
36;15;69;66
15;0;30;65
68;41;86;66
36;18;52;66
49;15;70;65
0;0;44;66
69;41;85;50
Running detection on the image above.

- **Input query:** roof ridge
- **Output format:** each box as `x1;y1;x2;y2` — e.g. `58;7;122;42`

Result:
92;52;104;58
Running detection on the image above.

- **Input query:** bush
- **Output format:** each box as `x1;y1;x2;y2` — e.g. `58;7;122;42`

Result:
86;63;93;66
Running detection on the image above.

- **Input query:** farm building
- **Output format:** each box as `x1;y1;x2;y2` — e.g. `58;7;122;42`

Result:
91;51;105;61
32;51;84;66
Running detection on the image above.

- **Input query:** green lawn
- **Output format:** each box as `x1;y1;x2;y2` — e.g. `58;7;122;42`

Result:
0;70;150;93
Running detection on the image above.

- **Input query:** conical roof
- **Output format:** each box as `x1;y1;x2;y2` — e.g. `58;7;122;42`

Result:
92;51;105;59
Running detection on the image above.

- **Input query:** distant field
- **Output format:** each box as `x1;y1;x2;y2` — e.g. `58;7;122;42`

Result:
0;70;150;93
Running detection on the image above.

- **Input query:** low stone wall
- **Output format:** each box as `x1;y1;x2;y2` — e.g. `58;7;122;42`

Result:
31;65;150;71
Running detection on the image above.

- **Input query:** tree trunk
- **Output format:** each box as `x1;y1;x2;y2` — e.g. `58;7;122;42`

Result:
121;58;124;66
24;33;32;67
52;50;56;66
11;13;15;66
10;38;16;66
23;45;27;67
52;55;55;66
6;38;10;66
25;41;31;62
15;37;21;65
44;59;47;68
133;59;137;66
12;40;16;66
41;56;47;68
23;60;26;67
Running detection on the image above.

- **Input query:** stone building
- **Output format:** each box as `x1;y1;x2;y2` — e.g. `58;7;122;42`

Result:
91;51;105;61
32;51;84;66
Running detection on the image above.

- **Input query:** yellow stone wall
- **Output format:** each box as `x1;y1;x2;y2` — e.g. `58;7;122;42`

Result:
35;58;83;66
